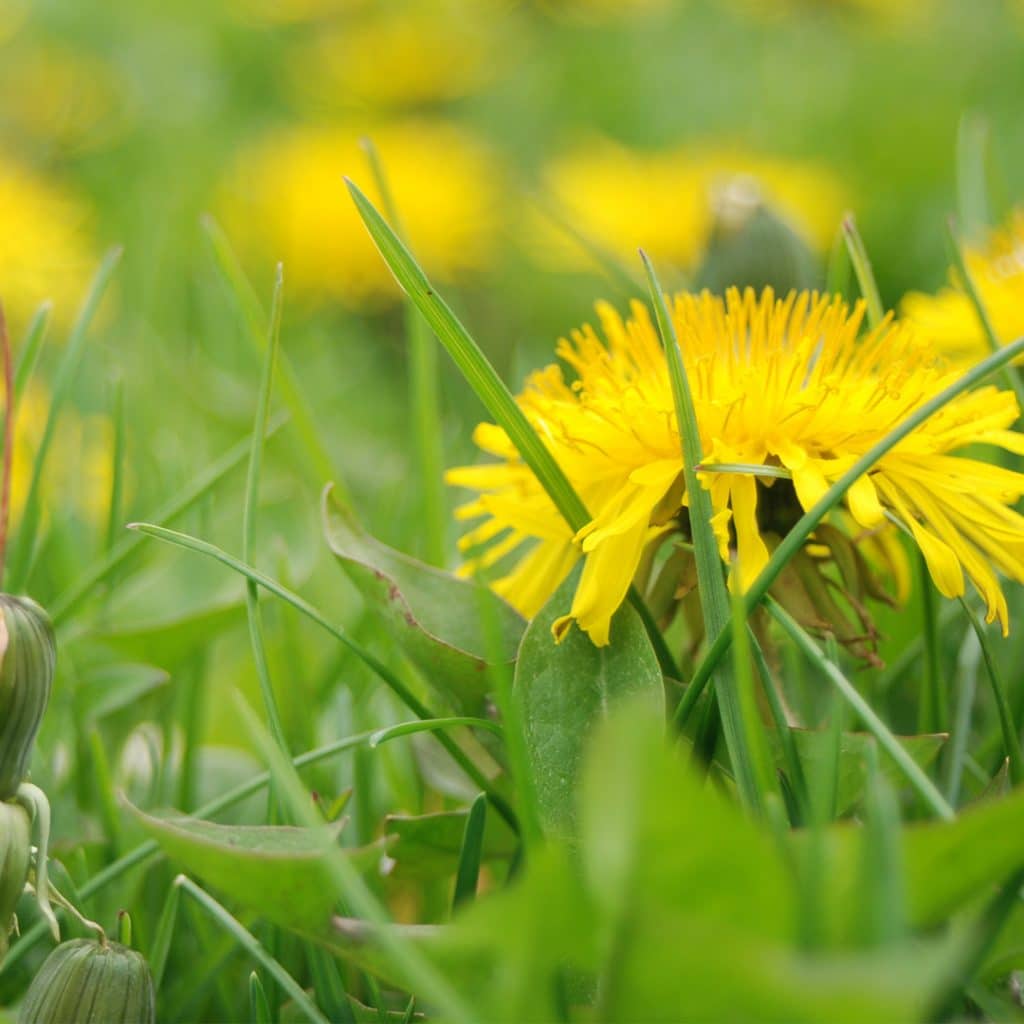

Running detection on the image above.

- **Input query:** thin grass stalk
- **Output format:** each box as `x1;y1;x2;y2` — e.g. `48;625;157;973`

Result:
127;522;519;831
176;876;331;1024
674;333;1024;729
361;138;446;568
960;600;1023;786
200;214;348;500
641;249;764;814
236;696;480;1024
345;180;680;679
842;214;884;328
7;246;122;590
50;414;286;626
944;624;981;805
104;377;127;554
917;551;948;734
13;301;50;400
945;221;1024;414
956;113;992;242
766;597;955;820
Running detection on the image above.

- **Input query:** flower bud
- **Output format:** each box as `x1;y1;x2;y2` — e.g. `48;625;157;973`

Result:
0;595;56;800
18;938;155;1024
0;798;31;959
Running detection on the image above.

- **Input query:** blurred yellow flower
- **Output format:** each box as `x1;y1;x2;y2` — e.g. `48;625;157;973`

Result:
288;5;502;110
530;139;847;275
12;383;114;527
0;154;94;333
902;210;1024;363
0;44;133;155
221;120;503;307
449;288;1024;646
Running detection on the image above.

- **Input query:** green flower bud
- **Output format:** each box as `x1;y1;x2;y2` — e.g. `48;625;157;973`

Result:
0;595;56;800
0;798;31;959
18;938;155;1024
694;176;819;295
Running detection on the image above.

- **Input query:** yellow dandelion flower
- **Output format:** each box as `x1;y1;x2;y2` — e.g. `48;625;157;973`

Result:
221;120;502;307
0;44;133;155
902;210;1024;363
448;288;1024;646
0;154;94;332
530;139;847;275
288;6;501;110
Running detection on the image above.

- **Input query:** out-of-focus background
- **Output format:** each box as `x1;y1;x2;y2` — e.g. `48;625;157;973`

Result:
2;0;1023;907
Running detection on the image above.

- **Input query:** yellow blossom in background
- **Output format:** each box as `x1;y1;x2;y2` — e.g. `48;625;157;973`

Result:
0;44;133;155
448;288;1024;646
529;139;847;275
221;120;503;307
0;154;94;333
901;210;1024;363
0;0;27;42
12;383;114;528
288;5;502;110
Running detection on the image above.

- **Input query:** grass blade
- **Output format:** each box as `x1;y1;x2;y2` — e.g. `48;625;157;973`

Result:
7;246;122;590
452;792;487;911
841;214;884;328
176;875;331;1024
956;113;991;242
149;880;181;993
674;332;1024;729
917;551;948;734
944;220;1024;415
344;178;679;679
361;138;446;568
127;521;518;831
50;413;286;626
200;214;348;500
13;301;51;401
369;717;504;747
249;971;272;1024
104;377;127;553
765;596;954;820
640;249;764;815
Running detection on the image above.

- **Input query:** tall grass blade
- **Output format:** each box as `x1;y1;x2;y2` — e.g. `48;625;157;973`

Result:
766;597;955;820
841;214;884;328
452;792;487;911
13;301;50;401
345;179;679;678
7;246;122;590
956;113;992;242
641;250;764;814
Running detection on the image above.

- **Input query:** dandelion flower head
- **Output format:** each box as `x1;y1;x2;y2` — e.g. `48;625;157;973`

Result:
902;210;1024;363
448;288;1024;646
221;120;502;308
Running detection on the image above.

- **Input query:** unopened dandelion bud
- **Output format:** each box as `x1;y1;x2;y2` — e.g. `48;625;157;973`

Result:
0;798;31;959
696;176;817;294
0;595;56;800
18;938;156;1024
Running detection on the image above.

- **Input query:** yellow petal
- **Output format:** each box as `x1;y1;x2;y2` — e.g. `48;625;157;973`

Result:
846;473;886;529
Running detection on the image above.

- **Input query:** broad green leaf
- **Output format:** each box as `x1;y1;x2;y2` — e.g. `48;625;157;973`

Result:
768;727;945;815
383;810;517;882
124;801;390;932
516;573;664;838
323;487;524;712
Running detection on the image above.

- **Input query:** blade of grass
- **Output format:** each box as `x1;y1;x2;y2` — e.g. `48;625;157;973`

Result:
243;263;289;754
452;792;487;911
344;179;680;680
842;214;884;328
177;875;331;1024
766;596;954;820
307;945;356;1024
361;138;446;568
858;744;905;945
674;333;1024;729
49;413;286;626
960;600;1023;786
149;880;181;992
369;717;505;747
7;246;122;590
640;249;763;815
917;551;948;735
235;694;480;1024
956;113;991;242
825;221;852;299
200;214;348;500
104;377;127;553
944;624;981;805
945;220;1024;415
249;971;272;1024
127;522;518;831
13;301;51;400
